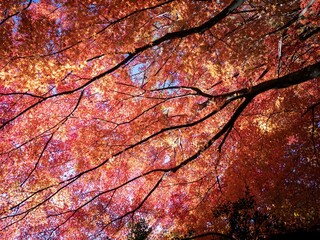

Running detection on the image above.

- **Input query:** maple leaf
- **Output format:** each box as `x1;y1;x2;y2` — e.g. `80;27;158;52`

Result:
0;0;319;239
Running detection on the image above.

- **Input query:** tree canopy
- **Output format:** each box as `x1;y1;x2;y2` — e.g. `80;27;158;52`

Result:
0;0;319;239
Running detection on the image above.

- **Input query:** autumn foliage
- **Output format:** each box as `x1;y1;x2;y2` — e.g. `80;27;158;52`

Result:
0;0;319;239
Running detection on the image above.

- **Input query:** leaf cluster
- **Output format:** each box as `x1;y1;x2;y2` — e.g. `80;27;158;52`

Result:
213;189;284;240
127;218;152;240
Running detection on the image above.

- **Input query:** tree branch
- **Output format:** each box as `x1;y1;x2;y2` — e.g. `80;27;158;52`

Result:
0;0;32;26
182;231;236;240
222;61;320;101
171;96;253;173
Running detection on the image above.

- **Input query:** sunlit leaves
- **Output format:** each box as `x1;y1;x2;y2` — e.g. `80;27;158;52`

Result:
0;0;319;239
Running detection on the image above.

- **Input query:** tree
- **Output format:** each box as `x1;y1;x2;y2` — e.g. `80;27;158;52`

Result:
0;0;319;238
211;188;284;240
127;218;152;240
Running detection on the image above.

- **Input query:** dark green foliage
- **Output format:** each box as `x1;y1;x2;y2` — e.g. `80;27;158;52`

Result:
213;189;283;239
127;218;152;240
170;230;195;240
268;230;320;240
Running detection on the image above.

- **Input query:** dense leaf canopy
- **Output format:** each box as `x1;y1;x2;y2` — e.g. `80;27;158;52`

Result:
0;0;319;239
